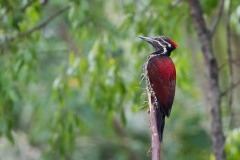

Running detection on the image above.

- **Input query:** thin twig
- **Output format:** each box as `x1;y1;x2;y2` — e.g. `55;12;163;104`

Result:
219;59;240;71
148;92;160;160
21;0;38;12
221;79;240;97
1;5;70;46
15;5;70;39
210;0;225;38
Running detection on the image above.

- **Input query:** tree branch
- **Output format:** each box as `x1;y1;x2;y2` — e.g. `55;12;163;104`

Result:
21;0;38;12
1;5;70;46
219;59;240;71
187;0;226;160
225;0;234;127
187;0;213;61
148;92;160;160
210;0;225;38
221;79;240;97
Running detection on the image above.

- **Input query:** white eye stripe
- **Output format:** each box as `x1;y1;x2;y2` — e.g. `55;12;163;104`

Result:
152;39;167;55
155;39;165;47
160;38;171;47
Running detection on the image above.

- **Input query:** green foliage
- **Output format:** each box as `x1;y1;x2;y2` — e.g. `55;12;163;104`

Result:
0;0;239;159
225;128;240;160
200;0;218;15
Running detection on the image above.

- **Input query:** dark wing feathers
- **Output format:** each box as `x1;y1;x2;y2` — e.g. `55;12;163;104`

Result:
166;77;176;115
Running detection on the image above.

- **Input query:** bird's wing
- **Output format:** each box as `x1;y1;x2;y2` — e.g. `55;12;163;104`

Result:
147;56;176;117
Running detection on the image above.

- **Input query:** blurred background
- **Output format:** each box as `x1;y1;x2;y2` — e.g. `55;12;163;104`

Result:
0;0;240;159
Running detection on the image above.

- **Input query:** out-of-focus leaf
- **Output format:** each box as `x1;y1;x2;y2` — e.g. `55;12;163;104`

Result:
225;128;240;160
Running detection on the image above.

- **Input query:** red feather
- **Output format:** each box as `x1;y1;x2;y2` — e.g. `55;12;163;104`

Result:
168;39;178;48
147;56;176;117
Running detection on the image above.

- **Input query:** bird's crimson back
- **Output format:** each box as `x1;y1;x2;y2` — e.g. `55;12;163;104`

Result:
147;56;176;117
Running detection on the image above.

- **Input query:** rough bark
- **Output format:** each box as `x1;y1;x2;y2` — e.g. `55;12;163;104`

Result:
148;92;161;160
187;0;226;160
226;0;234;128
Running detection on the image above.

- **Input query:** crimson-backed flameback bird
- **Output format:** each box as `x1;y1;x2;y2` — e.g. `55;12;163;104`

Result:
140;36;178;141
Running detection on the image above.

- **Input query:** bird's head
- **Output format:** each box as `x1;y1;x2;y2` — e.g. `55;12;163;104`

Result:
139;36;178;56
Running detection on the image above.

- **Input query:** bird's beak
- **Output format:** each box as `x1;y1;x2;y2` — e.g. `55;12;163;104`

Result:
139;36;155;44
139;36;159;50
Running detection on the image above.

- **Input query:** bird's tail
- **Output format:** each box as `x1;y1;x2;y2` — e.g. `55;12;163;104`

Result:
156;105;165;142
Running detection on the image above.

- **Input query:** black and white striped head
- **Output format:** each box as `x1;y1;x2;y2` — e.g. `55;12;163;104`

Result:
139;36;178;56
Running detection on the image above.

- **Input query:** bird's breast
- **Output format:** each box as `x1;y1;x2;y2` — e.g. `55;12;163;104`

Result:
146;55;176;116
147;56;176;81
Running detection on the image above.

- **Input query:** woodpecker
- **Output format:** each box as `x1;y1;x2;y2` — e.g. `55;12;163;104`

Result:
140;36;178;141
